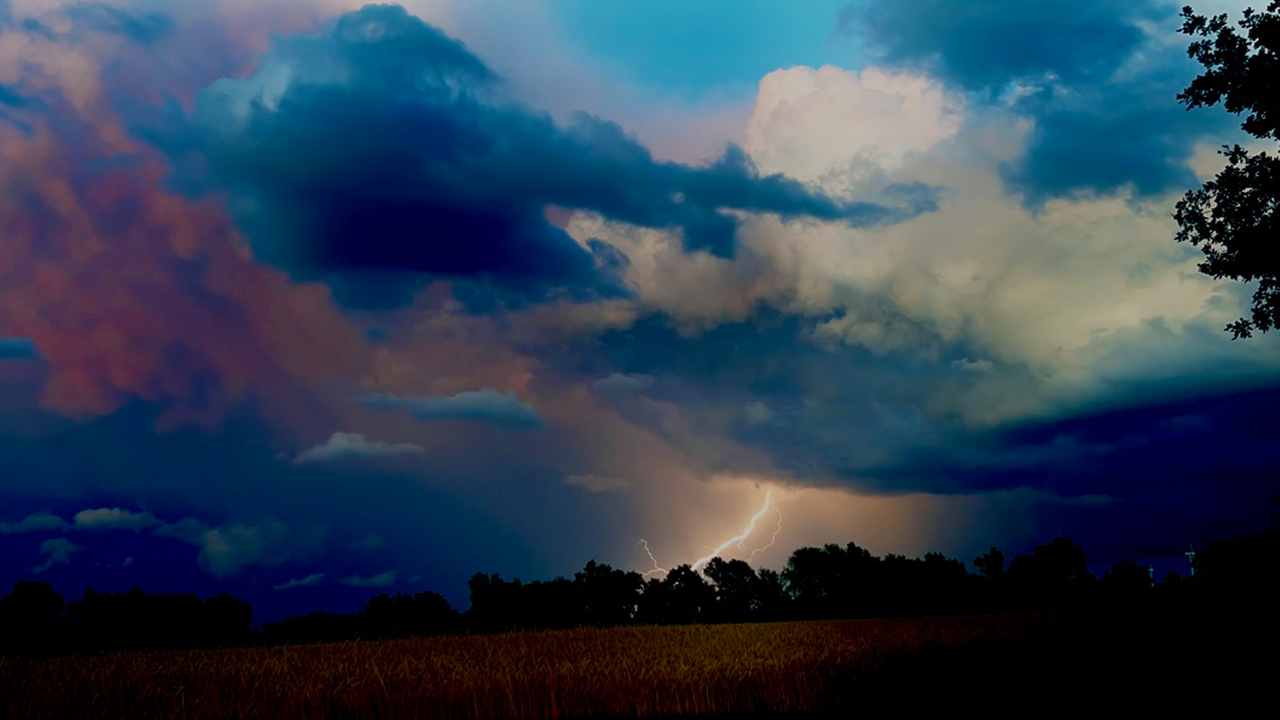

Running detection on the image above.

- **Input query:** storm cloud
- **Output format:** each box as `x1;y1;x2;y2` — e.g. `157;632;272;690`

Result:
0;337;39;360
150;4;936;306
840;0;1232;202
841;0;1168;89
63;2;175;44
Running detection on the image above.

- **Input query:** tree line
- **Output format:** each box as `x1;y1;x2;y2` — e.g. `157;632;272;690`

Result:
2;529;1276;657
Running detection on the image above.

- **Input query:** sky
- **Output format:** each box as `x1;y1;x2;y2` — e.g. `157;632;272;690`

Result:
0;0;1275;621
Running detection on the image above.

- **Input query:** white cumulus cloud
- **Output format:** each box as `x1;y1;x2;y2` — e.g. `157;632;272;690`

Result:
745;66;963;193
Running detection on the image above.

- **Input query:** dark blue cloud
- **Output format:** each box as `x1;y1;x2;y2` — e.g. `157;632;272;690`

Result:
565;308;1279;545
857;386;1280;507
0;82;27;108
0;2;172;44
0;402;593;619
969;387;1280;566
631;321;1280;559
362;389;544;428
17;17;57;40
840;0;1168;90
0;80;35;134
65;2;174;44
0;337;40;360
144;4;933;307
999;48;1235;202
840;0;1231;203
563;311;948;476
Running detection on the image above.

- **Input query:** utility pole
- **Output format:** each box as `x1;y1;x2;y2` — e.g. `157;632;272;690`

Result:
1185;541;1196;577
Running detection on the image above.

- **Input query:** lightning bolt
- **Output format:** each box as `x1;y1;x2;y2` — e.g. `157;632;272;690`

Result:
636;539;668;578
748;506;783;562
688;490;776;572
636;489;782;576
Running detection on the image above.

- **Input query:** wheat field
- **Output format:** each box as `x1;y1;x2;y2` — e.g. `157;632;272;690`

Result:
0;615;1096;719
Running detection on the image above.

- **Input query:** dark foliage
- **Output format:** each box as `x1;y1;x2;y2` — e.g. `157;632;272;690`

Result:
1192;528;1280;605
357;590;463;640
1175;2;1280;338
260;611;360;646
3;530;1276;656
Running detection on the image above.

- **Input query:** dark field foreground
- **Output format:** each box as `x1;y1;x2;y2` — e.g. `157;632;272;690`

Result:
0;613;1269;718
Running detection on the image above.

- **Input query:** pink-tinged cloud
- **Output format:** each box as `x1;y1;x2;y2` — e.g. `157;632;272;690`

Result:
0;2;375;428
73;507;161;531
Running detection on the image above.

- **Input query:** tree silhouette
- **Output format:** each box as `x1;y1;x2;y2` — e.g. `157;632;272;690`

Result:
1174;2;1280;338
1101;560;1153;598
878;554;921;615
11;527;1280;653
974;547;1006;580
1193;529;1280;609
663;564;716;624
361;591;461;639
704;557;761;623
465;572;518;632
782;543;878;619
520;578;580;629
60;587;253;652
920;551;969;612
574;560;643;627
1008;537;1093;585
781;545;838;619
261;611;359;645
635;565;716;625
754;568;791;621
0;581;65;656
0;581;64;628
1006;537;1094;610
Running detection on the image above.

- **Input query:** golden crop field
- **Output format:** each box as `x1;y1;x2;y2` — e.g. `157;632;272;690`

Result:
0;615;1130;719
